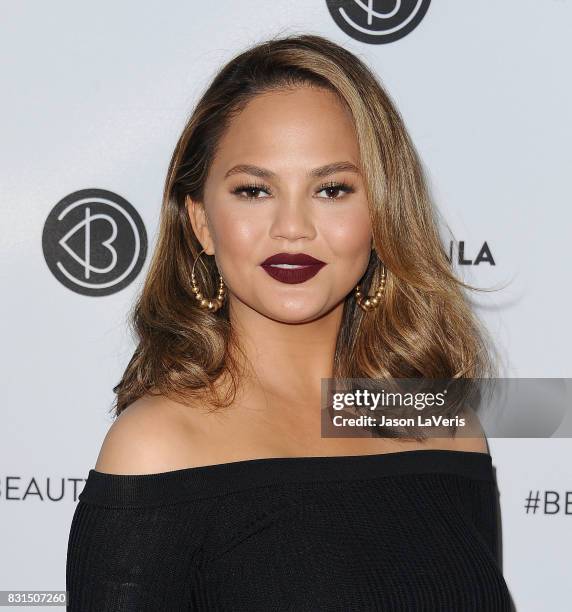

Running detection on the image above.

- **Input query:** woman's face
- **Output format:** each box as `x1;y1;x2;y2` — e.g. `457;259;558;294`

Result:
188;85;373;323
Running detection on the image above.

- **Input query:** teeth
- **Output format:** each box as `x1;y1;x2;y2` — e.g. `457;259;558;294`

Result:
270;264;307;269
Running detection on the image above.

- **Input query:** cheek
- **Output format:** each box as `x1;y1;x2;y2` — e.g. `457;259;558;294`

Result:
208;205;266;272
322;209;372;264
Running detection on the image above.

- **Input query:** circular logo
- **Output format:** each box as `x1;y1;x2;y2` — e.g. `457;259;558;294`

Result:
42;188;148;296
326;0;431;44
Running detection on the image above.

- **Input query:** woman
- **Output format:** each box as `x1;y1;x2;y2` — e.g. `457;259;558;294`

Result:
66;34;514;611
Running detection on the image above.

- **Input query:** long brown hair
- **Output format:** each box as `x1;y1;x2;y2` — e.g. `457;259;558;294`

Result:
112;33;503;435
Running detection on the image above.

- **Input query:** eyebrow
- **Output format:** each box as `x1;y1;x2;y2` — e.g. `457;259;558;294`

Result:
224;161;361;180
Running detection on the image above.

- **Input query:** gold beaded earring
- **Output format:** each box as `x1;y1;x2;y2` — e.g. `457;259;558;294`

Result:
354;251;387;312
191;248;226;312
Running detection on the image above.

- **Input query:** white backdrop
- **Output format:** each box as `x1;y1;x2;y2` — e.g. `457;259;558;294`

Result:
1;1;571;610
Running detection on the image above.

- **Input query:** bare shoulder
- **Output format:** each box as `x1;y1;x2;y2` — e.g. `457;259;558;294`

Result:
391;422;490;456
425;425;490;455
449;410;490;454
449;430;490;455
422;407;490;455
387;432;490;456
94;394;206;475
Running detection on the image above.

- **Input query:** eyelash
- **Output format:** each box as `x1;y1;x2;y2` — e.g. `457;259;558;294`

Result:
231;181;356;202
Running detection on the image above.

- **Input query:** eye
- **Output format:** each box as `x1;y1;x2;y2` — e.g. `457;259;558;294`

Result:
316;181;355;201
230;180;356;202
231;182;271;201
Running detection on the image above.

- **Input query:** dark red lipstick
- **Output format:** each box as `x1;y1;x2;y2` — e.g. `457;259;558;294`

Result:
260;252;326;284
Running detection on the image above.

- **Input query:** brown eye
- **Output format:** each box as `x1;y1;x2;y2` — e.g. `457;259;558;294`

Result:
231;183;271;200
316;181;355;201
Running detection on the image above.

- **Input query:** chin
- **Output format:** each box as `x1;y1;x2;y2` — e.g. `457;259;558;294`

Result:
261;300;335;324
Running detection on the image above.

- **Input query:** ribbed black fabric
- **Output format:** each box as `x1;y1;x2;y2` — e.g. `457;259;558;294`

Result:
66;449;514;611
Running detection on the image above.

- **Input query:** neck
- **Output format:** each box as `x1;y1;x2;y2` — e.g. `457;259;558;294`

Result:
228;297;343;401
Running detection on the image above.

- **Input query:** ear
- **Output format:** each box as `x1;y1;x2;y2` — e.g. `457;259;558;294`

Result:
186;195;214;255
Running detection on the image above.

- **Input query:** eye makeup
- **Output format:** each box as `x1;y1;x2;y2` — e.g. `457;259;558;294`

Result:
230;180;356;201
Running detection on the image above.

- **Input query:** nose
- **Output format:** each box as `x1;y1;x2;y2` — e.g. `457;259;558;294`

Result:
268;195;317;243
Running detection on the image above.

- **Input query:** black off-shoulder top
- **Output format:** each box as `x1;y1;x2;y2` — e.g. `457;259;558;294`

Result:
66;449;514;611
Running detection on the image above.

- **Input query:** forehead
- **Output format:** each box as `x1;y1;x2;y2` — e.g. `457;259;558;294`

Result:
210;86;360;177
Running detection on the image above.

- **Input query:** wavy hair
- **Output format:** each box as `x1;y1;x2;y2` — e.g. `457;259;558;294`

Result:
112;33;502;437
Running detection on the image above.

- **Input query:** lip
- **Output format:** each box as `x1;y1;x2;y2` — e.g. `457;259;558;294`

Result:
261;253;326;266
260;252;327;285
